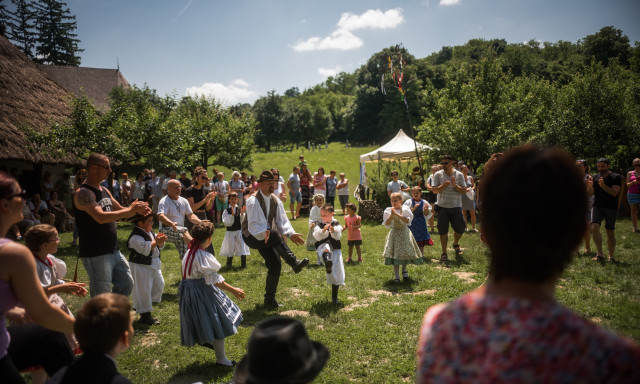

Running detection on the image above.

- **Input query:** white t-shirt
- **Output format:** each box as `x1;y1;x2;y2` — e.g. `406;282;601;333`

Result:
214;180;229;197
158;195;192;229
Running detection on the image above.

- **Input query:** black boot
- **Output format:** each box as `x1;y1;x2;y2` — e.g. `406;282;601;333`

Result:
263;273;282;308
274;241;309;273
322;252;333;274
226;257;233;267
241;255;247;268
140;312;160;325
331;284;340;305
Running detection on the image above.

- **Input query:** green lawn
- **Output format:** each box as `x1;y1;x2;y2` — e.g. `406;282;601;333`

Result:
31;145;640;383
48;214;640;384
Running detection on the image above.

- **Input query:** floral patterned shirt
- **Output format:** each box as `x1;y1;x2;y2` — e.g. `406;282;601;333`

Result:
417;289;640;383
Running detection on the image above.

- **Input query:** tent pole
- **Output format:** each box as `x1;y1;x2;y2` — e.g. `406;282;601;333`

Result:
404;96;423;175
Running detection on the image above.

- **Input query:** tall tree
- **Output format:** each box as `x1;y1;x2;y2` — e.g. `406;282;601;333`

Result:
581;26;631;67
34;0;82;65
1;0;37;58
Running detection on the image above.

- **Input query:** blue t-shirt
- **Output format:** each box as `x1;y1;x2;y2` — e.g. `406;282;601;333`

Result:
326;176;337;197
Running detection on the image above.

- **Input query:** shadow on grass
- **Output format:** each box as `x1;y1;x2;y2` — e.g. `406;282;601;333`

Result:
167;360;234;384
382;277;419;293
238;305;289;327
162;292;179;303
310;299;342;317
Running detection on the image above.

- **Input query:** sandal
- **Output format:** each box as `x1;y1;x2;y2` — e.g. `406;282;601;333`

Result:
608;257;617;263
393;278;400;283
592;255;605;261
402;271;409;280
440;253;448;262
453;244;462;255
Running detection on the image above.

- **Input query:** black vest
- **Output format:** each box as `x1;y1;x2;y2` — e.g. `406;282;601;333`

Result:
313;220;342;250
127;226;159;265
74;184;118;258
226;206;242;231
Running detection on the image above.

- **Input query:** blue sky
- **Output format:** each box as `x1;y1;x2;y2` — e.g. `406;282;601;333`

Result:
66;0;639;105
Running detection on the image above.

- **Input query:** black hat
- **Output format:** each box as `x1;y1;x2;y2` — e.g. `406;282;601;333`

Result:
233;317;329;384
257;170;277;182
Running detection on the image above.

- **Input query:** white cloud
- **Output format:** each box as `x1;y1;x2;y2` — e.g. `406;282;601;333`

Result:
439;0;462;5
337;8;404;31
318;66;342;77
185;79;258;105
291;8;404;52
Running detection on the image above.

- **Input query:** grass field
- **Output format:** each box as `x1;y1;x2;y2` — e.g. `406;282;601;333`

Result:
29;145;640;383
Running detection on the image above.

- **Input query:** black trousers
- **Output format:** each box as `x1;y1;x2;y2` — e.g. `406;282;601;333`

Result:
242;232;285;276
5;323;74;378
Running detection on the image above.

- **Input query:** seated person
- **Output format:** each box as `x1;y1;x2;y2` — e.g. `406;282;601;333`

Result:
28;193;55;226
47;293;134;384
417;146;640;383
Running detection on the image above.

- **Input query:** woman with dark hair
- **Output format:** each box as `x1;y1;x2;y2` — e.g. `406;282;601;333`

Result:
577;159;594;252
0;172;75;382
185;167;216;253
417;146;640;383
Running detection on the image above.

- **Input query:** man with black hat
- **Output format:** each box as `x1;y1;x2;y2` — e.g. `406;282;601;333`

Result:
242;170;309;308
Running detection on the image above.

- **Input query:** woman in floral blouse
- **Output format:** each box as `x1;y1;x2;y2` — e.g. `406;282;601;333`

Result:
417;146;640;383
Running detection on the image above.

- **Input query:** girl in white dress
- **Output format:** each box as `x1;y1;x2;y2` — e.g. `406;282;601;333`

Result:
179;222;245;366
382;192;423;283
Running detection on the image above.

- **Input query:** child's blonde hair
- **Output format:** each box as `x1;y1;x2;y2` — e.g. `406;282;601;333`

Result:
313;194;325;204
390;192;403;201
24;224;57;253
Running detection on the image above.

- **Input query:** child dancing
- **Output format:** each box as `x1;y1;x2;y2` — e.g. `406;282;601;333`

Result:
343;203;363;262
382;192;423;282
179;222;246;366
404;186;434;258
312;204;345;304
220;192;250;268
305;194;325;254
127;212;167;325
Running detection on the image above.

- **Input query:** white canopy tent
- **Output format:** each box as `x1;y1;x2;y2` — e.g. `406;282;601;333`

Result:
359;129;432;184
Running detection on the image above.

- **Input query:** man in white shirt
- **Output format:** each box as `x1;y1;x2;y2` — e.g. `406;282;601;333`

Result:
242;171;309;308
157;179;202;259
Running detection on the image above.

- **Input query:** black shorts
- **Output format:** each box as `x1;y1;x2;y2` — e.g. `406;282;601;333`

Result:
591;205;617;230
347;240;362;246
437;207;465;235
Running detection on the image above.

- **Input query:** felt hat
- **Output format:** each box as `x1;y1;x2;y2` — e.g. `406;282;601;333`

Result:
233;317;329;384
257;170;277;182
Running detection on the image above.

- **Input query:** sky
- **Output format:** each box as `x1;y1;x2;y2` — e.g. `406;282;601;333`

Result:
63;0;640;106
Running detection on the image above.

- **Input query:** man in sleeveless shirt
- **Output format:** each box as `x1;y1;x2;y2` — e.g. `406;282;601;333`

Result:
242;171;309;307
74;153;151;297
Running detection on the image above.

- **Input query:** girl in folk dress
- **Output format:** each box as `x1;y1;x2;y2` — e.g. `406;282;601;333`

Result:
306;194;325;253
404;186;434;257
179;222;245;366
220;192;250;268
382;192;423;282
24;224;87;384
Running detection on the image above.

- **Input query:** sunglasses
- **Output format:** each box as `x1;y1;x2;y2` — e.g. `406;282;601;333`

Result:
634;164;640;167
94;164;111;171
6;190;27;199
441;162;449;165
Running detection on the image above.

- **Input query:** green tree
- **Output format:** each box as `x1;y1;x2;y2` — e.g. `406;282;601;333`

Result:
544;61;640;169
581;26;631;67
1;0;37;58
252;90;283;151
34;0;82;65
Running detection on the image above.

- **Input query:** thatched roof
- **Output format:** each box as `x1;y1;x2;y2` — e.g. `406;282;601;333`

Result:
0;35;74;164
38;64;130;111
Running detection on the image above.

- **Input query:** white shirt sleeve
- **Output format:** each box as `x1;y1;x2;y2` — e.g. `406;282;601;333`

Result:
128;234;153;257
383;207;393;228
330;223;343;240
401;206;414;225
222;208;235;227
246;196;268;240
195;250;225;285
274;198;295;237
313;224;329;241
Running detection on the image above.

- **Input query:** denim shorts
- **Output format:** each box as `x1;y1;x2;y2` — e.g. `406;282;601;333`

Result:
289;190;302;203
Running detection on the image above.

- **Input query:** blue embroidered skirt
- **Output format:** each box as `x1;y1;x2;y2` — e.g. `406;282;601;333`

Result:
179;278;242;346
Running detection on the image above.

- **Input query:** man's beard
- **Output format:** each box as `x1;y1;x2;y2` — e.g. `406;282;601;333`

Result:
268;186;275;195
598;170;608;176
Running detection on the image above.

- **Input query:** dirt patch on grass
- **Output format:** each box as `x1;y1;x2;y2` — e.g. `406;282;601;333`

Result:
341;297;378;312
281;310;310;317
453;272;477;283
369;290;393;296
153;359;168;369
290;288;310;297
591;317;602;323
409;289;437;296
139;331;160;347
